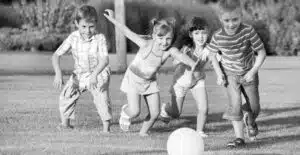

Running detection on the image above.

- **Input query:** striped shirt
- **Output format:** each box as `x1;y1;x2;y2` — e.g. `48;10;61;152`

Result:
55;31;109;75
206;23;264;75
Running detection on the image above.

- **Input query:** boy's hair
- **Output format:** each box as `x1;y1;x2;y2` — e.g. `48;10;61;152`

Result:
75;5;98;23
150;17;177;39
217;0;241;14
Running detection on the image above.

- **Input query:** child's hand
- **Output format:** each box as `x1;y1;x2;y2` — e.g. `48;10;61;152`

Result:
103;9;114;19
53;74;64;90
89;74;98;90
242;70;255;83
217;74;226;86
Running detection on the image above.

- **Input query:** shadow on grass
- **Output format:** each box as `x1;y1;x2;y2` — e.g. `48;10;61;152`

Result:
152;105;300;134
246;134;300;149
102;149;166;155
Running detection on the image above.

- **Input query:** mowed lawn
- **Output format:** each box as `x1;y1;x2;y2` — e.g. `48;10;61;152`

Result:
1;63;300;154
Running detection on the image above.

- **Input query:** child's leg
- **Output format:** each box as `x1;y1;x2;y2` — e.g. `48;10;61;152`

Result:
223;75;245;146
163;82;187;118
119;92;141;131
59;76;80;128
241;74;260;139
164;95;185;118
190;80;208;135
139;92;160;136
90;81;112;132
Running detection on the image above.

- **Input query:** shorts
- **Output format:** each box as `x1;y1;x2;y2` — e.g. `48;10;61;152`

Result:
120;69;159;95
170;79;205;97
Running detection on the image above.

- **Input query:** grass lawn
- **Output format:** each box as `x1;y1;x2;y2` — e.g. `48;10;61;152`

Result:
1;67;300;154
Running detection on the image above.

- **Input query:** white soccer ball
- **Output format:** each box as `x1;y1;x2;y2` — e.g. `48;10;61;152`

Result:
167;127;204;155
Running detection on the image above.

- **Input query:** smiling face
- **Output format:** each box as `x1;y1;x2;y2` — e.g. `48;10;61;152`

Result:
190;29;209;47
219;8;242;35
75;19;96;40
152;31;174;51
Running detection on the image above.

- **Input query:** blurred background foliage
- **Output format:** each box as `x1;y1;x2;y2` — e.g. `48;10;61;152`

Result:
0;0;299;56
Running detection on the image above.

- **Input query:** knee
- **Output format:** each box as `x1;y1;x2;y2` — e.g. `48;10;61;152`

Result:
198;106;208;115
129;108;140;118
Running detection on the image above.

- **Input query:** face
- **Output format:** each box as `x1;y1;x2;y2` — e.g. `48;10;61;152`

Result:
75;19;96;40
219;8;242;35
190;29;209;46
152;31;174;51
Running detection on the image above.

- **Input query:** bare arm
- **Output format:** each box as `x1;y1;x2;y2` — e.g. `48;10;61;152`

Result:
168;47;196;68
52;39;71;89
250;49;266;73
104;9;147;47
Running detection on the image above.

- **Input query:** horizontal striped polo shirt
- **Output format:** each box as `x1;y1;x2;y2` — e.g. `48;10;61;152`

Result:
206;23;265;75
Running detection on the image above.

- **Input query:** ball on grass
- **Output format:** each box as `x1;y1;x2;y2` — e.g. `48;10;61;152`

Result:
167;127;204;155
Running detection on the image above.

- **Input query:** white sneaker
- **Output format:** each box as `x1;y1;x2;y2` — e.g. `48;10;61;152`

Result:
160;103;171;124
198;131;208;138
119;104;131;132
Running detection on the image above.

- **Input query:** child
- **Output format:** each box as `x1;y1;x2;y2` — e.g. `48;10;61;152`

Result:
206;0;267;147
52;5;112;133
103;9;196;136
160;17;225;137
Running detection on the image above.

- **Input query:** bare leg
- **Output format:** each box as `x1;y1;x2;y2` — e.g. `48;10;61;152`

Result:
165;95;185;118
191;84;208;134
139;93;160;136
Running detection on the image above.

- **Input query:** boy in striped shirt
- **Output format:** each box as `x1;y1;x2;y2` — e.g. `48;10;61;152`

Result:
52;5;112;132
206;0;267;147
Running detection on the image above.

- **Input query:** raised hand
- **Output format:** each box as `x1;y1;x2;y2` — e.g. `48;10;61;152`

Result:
103;9;114;20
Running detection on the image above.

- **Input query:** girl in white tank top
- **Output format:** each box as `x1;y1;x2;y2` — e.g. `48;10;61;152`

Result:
104;9;197;136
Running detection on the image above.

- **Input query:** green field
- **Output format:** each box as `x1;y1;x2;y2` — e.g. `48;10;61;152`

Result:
1;55;300;155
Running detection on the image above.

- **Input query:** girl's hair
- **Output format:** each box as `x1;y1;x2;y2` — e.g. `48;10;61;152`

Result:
181;17;210;48
75;5;98;23
149;17;177;40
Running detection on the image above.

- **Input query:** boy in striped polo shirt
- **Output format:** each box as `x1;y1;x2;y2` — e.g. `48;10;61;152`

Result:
206;0;267;147
52;5;112;132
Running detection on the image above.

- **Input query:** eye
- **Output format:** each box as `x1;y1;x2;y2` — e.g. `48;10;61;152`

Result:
232;18;238;22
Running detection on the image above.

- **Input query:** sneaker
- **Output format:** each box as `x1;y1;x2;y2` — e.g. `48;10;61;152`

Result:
243;112;258;141
119;104;131;132
198;131;208;138
227;138;246;148
56;124;74;131
159;103;171;124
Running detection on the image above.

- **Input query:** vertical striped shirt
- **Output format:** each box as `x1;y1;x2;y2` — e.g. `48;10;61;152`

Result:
55;31;109;75
206;23;264;75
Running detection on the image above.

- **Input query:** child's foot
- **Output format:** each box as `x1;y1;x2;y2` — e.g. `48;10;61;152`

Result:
119;104;131;132
243;112;258;141
159;103;171;124
198;131;208;138
227;138;246;148
56;124;74;131
139;132;150;137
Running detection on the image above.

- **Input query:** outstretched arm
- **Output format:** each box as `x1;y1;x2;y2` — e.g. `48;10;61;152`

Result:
104;9;147;47
167;47;196;68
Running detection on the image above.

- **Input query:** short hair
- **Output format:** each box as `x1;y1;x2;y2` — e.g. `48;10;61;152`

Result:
179;17;210;48
188;17;210;33
75;5;98;23
218;0;241;13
